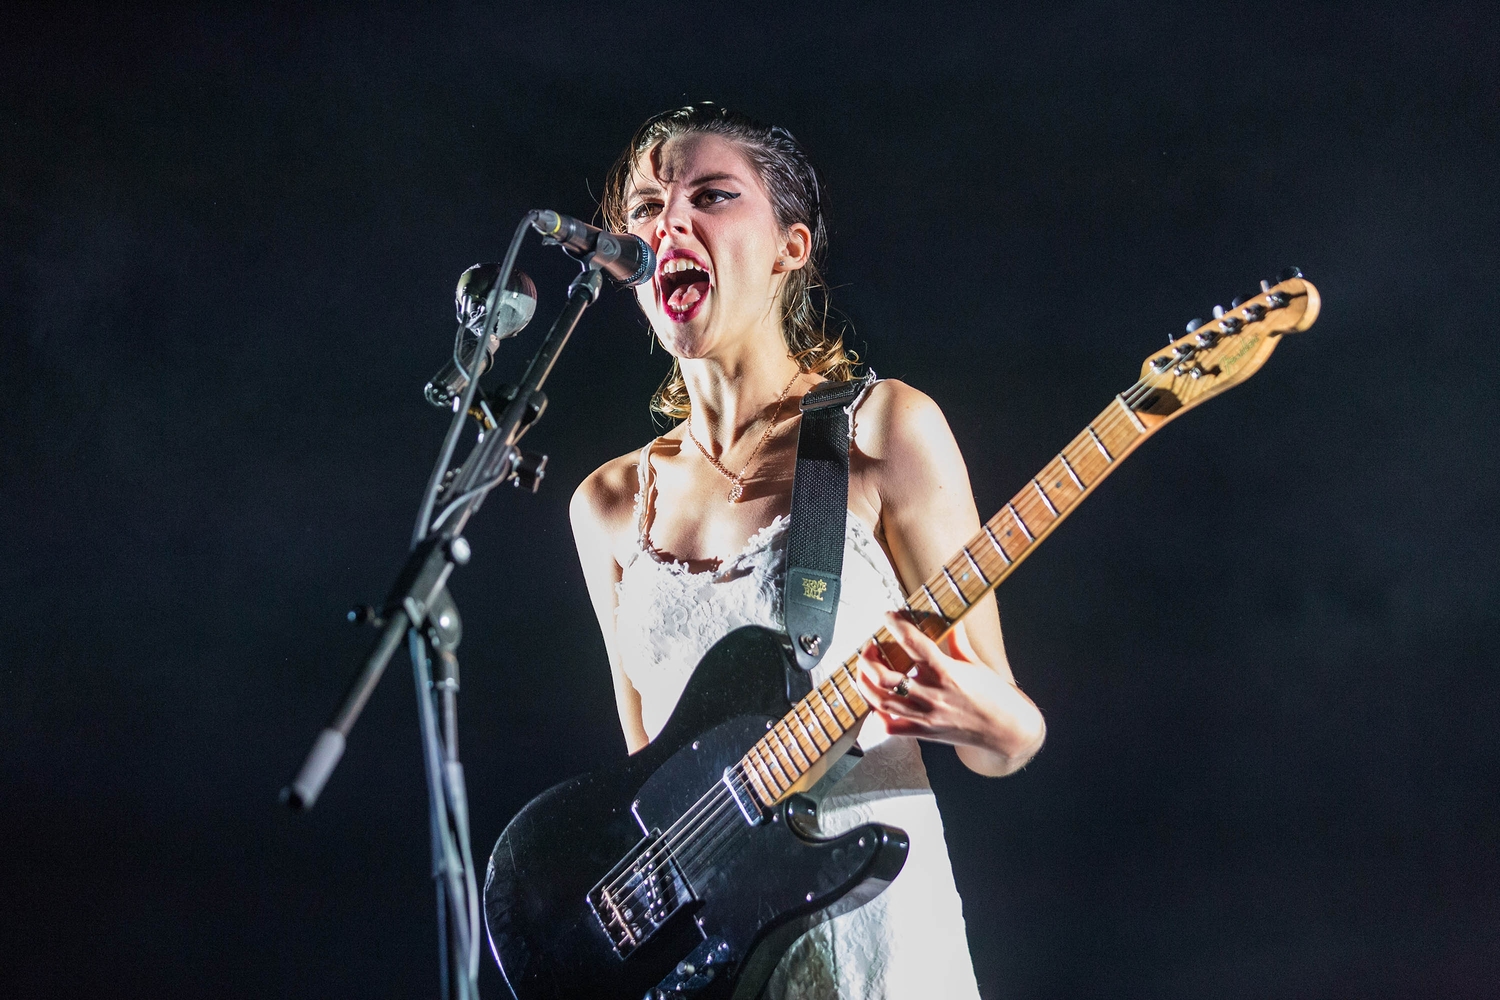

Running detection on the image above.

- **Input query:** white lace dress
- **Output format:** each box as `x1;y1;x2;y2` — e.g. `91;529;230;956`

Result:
614;438;983;1000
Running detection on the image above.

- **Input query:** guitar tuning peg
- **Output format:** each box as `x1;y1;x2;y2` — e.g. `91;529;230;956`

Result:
1231;295;1249;308
1278;266;1303;282
1212;304;1225;319
1260;279;1271;292
1185;317;1206;333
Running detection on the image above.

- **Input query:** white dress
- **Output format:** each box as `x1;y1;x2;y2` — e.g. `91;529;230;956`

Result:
614;430;983;999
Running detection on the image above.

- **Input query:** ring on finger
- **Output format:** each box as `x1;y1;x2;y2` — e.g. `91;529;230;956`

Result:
893;677;911;698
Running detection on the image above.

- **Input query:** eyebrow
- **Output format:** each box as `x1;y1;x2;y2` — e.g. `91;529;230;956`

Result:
627;172;744;201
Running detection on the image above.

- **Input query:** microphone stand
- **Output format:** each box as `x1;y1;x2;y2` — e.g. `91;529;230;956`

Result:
282;218;608;1000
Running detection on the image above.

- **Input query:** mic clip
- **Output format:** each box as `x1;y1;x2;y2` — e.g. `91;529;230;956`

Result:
480;383;548;431
459;384;546;442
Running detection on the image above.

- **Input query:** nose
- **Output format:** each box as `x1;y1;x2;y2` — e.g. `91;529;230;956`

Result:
655;195;693;243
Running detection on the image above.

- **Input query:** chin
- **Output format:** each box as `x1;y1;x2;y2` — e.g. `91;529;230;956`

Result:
650;312;714;359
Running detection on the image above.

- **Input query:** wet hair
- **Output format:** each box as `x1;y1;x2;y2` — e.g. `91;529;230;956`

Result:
599;103;857;420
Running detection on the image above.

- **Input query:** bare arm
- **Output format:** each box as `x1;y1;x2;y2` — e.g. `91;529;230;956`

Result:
852;381;1046;776
570;457;650;754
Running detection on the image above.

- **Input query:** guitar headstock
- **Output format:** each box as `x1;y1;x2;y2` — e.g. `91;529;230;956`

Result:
1131;268;1321;421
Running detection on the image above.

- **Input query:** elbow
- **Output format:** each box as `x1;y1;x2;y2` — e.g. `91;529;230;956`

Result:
959;701;1046;778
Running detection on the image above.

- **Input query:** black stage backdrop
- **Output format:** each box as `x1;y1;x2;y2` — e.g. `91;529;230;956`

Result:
3;5;1497;998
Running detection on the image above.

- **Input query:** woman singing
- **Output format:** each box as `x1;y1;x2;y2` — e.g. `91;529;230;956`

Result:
571;104;1046;999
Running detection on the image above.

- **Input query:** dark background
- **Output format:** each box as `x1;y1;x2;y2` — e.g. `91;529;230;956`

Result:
3;4;1497;998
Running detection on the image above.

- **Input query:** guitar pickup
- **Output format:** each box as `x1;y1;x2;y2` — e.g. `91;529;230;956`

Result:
722;767;765;826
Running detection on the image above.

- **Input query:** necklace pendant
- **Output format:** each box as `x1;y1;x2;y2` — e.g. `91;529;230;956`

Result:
727;481;745;503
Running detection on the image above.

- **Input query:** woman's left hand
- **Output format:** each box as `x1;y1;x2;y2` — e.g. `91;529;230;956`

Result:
856;611;1045;775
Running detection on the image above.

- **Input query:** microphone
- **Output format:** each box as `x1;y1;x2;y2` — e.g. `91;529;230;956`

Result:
532;210;654;286
424;264;537;409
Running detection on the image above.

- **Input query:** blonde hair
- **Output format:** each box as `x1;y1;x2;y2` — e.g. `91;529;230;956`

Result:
599;103;858;420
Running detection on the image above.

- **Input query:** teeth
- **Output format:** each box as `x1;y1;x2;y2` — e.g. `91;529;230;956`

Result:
661;257;706;277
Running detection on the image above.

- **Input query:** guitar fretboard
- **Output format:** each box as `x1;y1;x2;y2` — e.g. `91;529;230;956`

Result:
735;393;1154;808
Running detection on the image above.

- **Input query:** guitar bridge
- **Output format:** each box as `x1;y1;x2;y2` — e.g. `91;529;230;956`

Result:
588;830;698;958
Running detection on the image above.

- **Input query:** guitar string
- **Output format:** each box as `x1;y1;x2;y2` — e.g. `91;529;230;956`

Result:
603;779;749;914
600;368;1177;910
615;752;779;895
599;768;747;901
675;796;751;878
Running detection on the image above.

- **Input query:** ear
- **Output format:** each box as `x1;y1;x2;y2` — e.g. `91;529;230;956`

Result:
774;222;813;272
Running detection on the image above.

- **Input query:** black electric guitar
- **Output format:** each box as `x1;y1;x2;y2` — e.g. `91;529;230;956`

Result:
484;275;1322;999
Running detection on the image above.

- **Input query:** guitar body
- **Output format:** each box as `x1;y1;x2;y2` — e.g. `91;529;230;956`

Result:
485;625;909;1000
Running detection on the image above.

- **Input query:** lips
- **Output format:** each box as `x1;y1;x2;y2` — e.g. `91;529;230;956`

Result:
656;250;712;322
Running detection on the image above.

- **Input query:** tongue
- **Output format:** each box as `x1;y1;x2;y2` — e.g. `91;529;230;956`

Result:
668;281;709;312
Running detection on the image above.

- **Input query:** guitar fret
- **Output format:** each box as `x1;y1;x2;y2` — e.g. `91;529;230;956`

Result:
1115;393;1147;433
832;666;870;715
982;524;1014;564
750;746;786;791
773;720;812;770
778;718;818;766
1033;478;1059;517
739;760;774;805
919;583;952;622
795;702;833;751
816;683;852;731
760;741;796;788
1086;424;1114;462
765;729;803;778
961;546;991;587
819;682;856;729
1006;502;1034;542
1059;452;1085;490
748;746;785;793
941;566;972;607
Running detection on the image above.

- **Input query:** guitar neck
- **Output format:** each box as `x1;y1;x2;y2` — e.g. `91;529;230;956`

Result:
732;392;1165;810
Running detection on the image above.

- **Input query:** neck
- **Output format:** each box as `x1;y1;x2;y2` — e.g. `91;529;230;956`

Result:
679;328;802;446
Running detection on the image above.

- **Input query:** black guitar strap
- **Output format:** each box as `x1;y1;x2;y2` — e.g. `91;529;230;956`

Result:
783;371;877;674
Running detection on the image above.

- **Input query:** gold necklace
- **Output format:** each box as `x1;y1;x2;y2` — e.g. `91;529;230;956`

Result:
686;372;801;503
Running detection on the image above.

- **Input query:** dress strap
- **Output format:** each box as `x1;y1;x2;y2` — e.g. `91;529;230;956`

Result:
844;369;881;439
632;439;658;551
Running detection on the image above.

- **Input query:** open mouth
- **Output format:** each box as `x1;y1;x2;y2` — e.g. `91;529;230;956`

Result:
657;252;713;320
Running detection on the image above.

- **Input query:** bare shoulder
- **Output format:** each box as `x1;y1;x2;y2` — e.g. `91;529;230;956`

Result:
849;378;974;526
853;378;962;464
570;445;647;550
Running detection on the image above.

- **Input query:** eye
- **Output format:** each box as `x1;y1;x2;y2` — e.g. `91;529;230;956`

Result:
627;201;662;223
693;188;740;208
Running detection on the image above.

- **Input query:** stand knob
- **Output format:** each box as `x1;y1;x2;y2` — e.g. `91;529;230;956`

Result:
513;452;548;493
